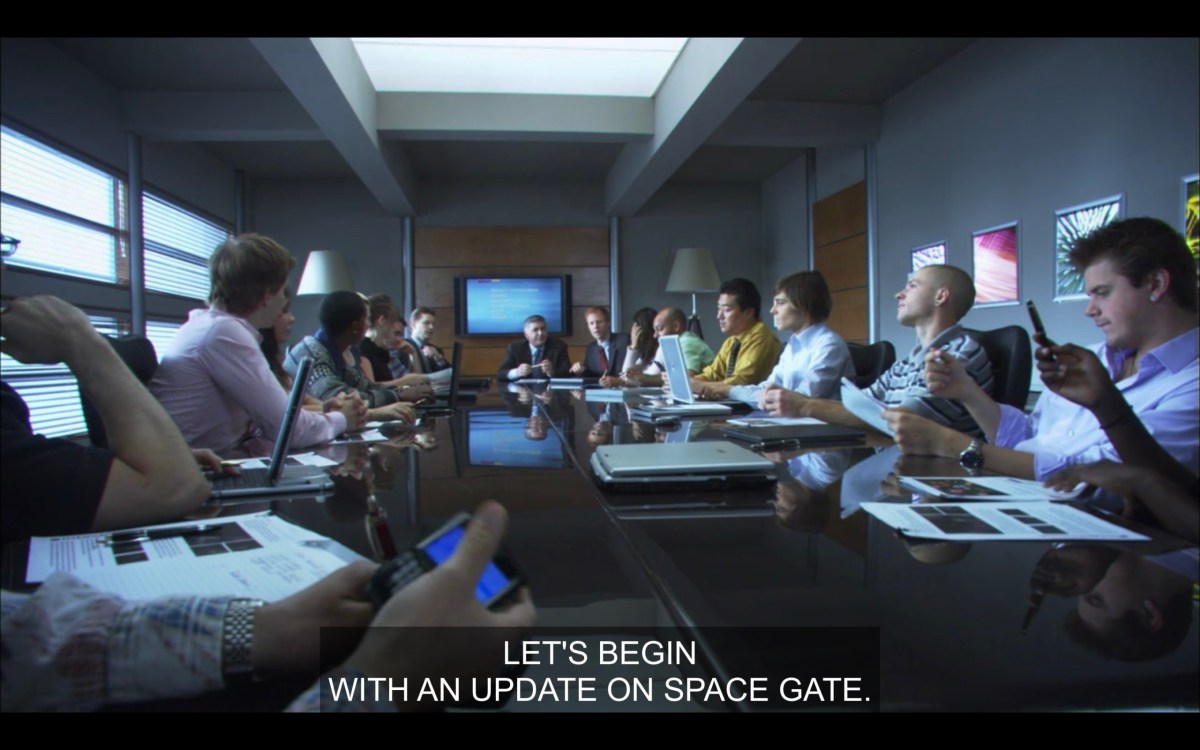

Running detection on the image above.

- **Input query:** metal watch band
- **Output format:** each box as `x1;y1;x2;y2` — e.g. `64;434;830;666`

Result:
222;598;265;685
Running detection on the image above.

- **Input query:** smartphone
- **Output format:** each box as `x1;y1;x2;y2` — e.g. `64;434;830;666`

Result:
366;512;526;611
1025;300;1057;347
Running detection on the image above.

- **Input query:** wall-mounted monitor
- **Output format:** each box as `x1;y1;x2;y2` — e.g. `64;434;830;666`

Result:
454;275;572;336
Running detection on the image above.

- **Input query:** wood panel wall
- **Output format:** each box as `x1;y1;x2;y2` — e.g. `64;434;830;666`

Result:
414;227;611;376
812;182;868;344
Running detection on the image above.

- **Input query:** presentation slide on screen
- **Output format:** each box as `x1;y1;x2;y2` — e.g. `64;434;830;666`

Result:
464;278;564;334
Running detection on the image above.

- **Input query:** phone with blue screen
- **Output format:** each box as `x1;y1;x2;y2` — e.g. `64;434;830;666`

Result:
366;512;525;610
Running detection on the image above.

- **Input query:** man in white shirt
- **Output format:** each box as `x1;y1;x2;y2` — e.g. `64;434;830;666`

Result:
151;234;364;455
694;271;853;404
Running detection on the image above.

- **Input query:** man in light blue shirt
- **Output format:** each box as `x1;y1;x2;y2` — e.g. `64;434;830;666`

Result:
884;217;1198;480
694;271;853;405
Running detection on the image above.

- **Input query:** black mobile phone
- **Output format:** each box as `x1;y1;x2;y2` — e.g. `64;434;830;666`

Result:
366;512;526;611
1025;300;1056;347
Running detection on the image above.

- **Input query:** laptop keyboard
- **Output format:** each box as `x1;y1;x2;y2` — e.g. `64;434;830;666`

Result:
209;468;275;490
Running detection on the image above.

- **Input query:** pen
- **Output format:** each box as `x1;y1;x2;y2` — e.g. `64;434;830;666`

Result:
98;524;219;546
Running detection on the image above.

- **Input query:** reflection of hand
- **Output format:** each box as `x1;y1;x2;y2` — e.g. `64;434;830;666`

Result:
343;502;536;706
254;561;379;679
1036;340;1120;412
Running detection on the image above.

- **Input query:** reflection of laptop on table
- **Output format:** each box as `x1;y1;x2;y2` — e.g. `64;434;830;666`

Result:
208;357;335;502
627;335;739;422
590;441;776;493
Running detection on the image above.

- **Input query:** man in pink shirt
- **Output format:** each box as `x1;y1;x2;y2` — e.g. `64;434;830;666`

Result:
150;234;364;455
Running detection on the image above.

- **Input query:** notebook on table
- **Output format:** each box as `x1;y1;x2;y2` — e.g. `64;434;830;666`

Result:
590;441;777;493
721;420;866;450
208;357;335;502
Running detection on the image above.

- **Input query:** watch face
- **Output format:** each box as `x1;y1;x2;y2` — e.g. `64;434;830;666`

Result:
960;449;984;470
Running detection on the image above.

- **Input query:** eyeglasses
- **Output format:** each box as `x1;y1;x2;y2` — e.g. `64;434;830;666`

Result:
0;235;20;258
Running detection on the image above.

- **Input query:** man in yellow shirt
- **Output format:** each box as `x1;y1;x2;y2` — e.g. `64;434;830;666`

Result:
691;277;782;387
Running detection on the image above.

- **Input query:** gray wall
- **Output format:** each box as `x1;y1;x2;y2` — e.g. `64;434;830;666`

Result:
762;155;810;296
622;182;764;348
876;37;1200;363
815;147;865;202
250;178;406;342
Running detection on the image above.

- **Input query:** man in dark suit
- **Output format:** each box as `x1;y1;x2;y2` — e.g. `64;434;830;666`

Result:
405;306;450;374
497;314;572;380
570;306;631;383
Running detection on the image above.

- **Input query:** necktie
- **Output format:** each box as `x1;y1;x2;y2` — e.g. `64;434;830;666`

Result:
598;343;609;374
531;347;542;376
725;338;741;379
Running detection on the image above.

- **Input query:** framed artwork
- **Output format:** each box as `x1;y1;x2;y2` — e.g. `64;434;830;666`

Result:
973;222;1019;306
1183;174;1198;265
912;241;946;272
1054;194;1123;300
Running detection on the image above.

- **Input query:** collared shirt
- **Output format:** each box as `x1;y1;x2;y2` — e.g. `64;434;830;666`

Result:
995;327;1199;480
652;331;714;375
729;322;854;405
696;320;783;385
865;323;994;438
0;573;394;713
150;308;346;455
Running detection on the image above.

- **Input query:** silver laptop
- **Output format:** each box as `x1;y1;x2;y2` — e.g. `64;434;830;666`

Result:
590;441;776;493
627;335;733;422
208;357;335;502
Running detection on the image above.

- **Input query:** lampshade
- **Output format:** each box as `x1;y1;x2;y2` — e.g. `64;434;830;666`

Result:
296;250;355;295
665;247;720;293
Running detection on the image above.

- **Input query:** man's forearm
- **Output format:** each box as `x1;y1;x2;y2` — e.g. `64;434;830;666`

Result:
800;398;878;433
70;333;207;522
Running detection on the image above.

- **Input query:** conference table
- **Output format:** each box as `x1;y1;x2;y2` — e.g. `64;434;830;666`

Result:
262;383;1199;712
10;383;1194;713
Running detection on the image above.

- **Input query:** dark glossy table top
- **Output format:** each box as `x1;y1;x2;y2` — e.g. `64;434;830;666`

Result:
237;384;1200;711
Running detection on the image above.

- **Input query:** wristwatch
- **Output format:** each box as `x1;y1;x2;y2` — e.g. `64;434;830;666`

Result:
222;598;265;685
958;438;985;472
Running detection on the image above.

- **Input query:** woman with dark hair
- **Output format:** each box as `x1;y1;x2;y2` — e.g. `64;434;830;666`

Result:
258;293;326;411
612;307;662;387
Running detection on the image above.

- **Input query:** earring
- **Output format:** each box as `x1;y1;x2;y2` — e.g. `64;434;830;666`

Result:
1150;294;1159;302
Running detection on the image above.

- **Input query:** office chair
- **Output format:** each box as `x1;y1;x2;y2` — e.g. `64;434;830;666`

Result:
964;326;1032;410
847;341;896;389
79;334;158;449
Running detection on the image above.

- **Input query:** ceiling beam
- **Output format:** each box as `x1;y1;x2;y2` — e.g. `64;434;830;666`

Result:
377;92;653;142
604;37;801;217
250;37;417;215
708;101;882;148
120;92;322;142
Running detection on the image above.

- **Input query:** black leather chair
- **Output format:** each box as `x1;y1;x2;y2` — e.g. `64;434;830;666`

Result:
847;340;896;389
964;325;1032;410
79;334;158;449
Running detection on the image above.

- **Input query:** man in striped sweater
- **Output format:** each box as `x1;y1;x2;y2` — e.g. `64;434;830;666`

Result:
763;264;993;437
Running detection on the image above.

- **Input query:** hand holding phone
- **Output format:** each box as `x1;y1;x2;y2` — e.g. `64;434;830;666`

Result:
1026;300;1057;348
367;511;526;611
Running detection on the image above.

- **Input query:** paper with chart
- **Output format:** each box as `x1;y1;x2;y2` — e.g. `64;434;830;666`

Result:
861;501;1150;542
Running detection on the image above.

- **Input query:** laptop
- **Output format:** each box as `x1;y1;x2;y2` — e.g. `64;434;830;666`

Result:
627;335;737;422
721;421;866;450
590;441;777;493
417;342;463;418
208;357;335;502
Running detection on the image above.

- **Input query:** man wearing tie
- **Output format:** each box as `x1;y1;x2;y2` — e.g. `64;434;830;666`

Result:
497;315;572;381
570;306;631;382
691;277;782;388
